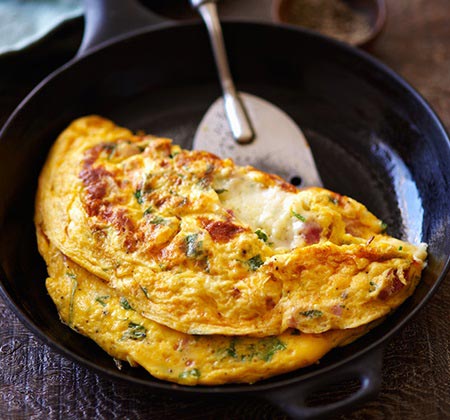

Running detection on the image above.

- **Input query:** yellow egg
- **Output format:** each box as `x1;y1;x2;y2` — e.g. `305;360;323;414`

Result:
39;235;369;385
35;116;427;384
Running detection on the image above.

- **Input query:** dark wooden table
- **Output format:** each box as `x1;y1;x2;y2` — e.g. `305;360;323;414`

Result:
1;1;449;418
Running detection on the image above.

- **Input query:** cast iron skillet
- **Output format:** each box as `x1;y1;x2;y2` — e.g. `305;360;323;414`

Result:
0;0;449;418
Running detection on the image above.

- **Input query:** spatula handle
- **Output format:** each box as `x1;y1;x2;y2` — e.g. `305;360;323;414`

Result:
191;0;254;144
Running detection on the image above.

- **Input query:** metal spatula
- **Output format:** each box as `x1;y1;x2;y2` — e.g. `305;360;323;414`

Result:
190;0;323;187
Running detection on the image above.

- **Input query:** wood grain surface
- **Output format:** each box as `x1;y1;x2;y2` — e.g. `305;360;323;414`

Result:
1;1;449;418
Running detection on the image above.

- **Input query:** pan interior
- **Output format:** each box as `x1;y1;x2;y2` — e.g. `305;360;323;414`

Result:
0;22;448;391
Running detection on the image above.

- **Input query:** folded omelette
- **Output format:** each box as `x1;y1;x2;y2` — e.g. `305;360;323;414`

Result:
35;116;427;384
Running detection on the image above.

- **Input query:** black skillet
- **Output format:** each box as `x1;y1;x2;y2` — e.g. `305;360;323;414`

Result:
0;0;449;418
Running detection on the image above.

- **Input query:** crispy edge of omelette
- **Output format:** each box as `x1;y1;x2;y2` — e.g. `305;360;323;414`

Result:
38;226;371;385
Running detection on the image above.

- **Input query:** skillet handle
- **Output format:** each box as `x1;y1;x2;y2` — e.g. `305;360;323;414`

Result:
78;0;168;56
266;347;383;419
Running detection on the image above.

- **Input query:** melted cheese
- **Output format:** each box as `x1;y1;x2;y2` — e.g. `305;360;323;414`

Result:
214;176;299;249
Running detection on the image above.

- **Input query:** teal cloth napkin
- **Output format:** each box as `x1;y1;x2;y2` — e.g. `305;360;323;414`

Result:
0;0;83;55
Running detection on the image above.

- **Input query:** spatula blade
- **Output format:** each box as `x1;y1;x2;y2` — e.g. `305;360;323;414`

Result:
193;92;323;187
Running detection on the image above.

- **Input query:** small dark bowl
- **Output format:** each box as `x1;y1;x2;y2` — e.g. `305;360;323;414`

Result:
272;0;387;47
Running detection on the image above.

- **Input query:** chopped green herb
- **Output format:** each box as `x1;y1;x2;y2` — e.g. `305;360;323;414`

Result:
218;337;287;362
247;255;264;271
328;195;339;205
95;295;110;307
300;310;323;318
291;209;306;222
398;246;403;251
185;234;203;258
143;206;153;215
66;273;78;328
150;216;167;225
259;338;287;362
214;188;228;195
104;143;117;159
204;257;211;274
380;221;388;233
178;368;201;379
134;189;144;204
120;297;134;311
140;286;150;299
121;322;147;341
225;338;238;359
255;229;268;242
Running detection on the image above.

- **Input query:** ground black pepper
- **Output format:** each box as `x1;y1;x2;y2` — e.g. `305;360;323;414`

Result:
278;0;373;45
